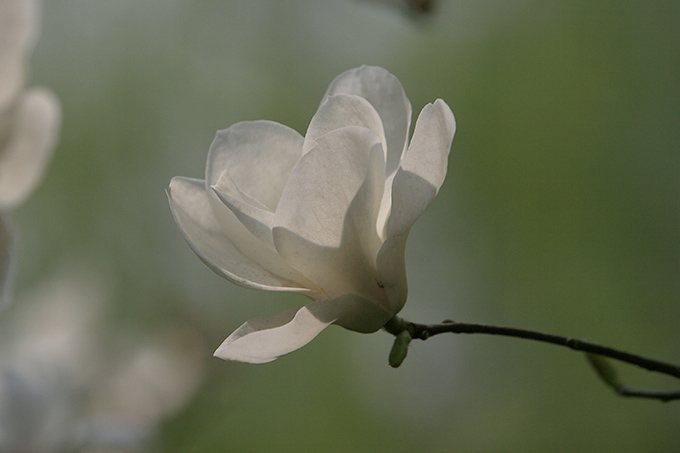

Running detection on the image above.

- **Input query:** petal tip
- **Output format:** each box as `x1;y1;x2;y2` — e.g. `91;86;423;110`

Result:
213;343;277;364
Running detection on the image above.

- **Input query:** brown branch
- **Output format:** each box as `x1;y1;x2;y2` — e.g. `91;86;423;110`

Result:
383;317;680;402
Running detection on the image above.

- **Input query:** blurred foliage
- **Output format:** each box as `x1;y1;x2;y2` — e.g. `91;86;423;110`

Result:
7;0;679;451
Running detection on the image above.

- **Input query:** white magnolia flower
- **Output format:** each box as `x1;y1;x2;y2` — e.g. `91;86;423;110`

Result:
0;0;61;309
169;65;455;363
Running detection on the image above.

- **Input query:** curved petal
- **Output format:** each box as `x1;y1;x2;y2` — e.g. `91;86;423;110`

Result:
302;94;386;156
205;120;303;211
273;126;387;304
168;176;320;295
0;216;16;310
331;293;394;333
376;99;456;314
374;234;409;314
274;126;384;249
212;180;275;251
204;183;323;294
212;169;268;211
0;0;39;111
213;304;331;364
389;99;455;237
322;65;412;179
214;294;393;363
0;88;61;209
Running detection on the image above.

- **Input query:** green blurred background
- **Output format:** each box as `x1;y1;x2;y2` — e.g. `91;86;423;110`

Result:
11;0;680;450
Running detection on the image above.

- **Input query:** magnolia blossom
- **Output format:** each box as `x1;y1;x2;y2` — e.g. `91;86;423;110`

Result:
169;65;455;363
0;0;61;308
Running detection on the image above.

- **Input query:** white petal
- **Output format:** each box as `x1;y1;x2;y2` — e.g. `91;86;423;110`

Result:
376;99;456;314
214;294;393;363
212;178;275;251
0;216;16;310
330;293;395;333
213;304;331;364
274;126;384;249
389;99;455;237
374;233;409;314
203;183;322;293
0;88;61;209
273;126;387;304
205;120;303;211
213;171;268;211
0;0;39;111
322;66;412;179
168;177;319;295
302;94;386;156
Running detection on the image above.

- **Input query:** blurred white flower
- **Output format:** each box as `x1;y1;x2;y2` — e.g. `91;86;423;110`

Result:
0;0;60;209
0;0;61;309
0;260;205;452
169;65;456;363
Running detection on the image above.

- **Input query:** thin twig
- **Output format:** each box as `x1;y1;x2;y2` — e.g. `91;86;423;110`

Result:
383;317;680;402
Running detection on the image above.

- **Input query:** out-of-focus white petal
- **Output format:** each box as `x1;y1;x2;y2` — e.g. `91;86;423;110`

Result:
376;99;455;314
168;177;318;295
205;121;303;211
3;258;109;378
0;0;39;111
0;88;60;209
302;94;386;155
322;65;412;179
0;216;15;310
214;294;392;363
90;329;204;425
273;126;387;304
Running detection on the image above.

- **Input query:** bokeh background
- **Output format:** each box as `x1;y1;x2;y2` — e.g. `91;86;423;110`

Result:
2;0;679;450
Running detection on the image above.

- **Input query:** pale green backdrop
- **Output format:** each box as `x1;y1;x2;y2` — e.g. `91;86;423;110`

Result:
10;0;680;450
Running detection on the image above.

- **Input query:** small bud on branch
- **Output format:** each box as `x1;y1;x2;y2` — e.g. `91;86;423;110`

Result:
383;316;680;402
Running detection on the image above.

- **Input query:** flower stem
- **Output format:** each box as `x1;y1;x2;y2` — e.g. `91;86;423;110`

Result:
383;316;680;402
